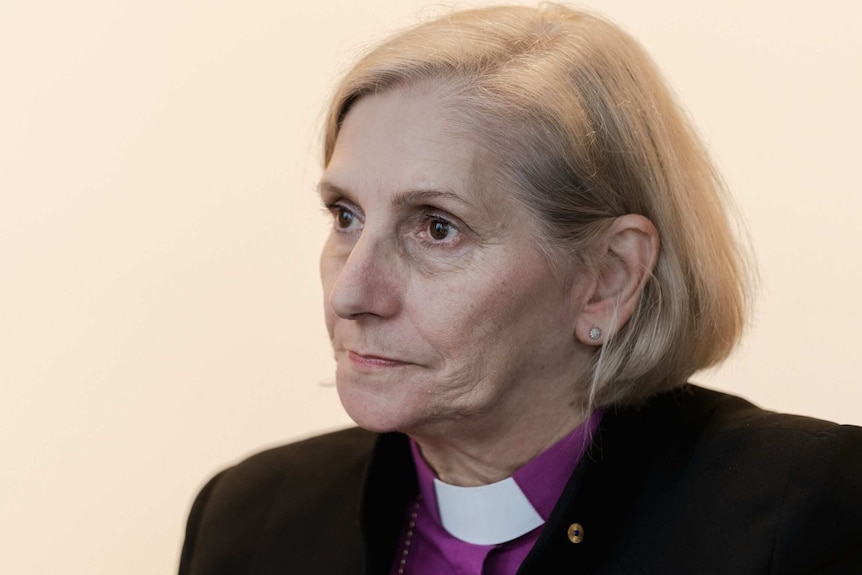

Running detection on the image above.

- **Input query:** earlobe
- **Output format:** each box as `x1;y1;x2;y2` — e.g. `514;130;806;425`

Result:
575;214;659;346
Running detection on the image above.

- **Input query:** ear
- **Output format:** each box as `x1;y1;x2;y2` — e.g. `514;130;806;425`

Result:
575;214;659;346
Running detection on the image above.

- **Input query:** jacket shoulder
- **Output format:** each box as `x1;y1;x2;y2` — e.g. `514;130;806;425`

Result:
218;426;378;487
179;427;377;575
595;385;862;574
680;384;857;433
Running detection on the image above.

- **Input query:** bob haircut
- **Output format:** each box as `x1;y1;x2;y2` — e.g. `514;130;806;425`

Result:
322;4;752;408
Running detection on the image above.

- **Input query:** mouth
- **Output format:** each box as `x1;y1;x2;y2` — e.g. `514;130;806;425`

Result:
346;350;411;370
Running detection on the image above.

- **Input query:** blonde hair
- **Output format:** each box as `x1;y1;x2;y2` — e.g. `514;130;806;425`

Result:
322;4;753;407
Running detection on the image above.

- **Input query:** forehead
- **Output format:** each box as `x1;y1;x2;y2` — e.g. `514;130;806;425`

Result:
323;85;491;205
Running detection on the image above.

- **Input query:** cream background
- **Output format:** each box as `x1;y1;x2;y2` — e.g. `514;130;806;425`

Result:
1;1;860;573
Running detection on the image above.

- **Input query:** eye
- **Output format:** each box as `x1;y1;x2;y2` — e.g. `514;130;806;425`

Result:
429;218;453;240
422;215;460;243
324;202;362;232
336;207;354;229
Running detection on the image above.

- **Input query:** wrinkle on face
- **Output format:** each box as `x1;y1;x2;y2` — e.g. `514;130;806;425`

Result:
319;84;593;471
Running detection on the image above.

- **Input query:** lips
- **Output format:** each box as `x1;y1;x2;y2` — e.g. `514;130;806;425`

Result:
346;350;410;369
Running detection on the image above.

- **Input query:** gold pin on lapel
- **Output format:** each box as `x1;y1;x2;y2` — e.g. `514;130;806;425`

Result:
567;523;584;544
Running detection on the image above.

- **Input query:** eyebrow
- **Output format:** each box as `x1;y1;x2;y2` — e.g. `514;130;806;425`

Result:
317;180;476;210
392;188;475;210
316;180;350;200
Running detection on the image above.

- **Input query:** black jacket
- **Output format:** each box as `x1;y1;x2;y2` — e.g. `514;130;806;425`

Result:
179;385;862;574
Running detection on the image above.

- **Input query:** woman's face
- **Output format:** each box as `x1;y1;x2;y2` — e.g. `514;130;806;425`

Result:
319;86;593;438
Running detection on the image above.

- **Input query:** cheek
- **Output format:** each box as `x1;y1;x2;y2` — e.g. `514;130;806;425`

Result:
319;238;344;293
406;272;515;352
429;266;568;350
319;251;341;337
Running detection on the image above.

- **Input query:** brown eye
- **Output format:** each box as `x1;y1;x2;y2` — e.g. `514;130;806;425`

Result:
428;218;453;241
336;207;355;229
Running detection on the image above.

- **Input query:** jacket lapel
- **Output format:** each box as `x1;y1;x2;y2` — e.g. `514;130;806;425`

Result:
361;432;418;575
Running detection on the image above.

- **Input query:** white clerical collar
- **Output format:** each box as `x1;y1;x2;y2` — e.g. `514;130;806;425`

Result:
433;476;544;545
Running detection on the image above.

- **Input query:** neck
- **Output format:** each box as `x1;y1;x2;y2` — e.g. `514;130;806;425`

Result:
410;405;588;486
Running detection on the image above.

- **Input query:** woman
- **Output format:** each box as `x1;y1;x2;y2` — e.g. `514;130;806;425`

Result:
179;5;862;574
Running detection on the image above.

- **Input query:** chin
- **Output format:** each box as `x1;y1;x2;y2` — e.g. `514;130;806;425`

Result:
340;401;409;434
336;378;413;434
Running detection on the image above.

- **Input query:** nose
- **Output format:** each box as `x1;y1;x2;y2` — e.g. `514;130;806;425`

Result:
326;233;401;320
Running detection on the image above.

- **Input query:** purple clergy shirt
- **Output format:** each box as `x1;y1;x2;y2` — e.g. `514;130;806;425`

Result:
388;412;601;575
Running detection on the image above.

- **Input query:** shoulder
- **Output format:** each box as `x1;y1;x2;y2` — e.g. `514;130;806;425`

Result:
621;383;862;455
179;427;379;575
627;384;862;510
602;384;862;573
689;386;862;468
202;426;379;512
199;425;378;512
217;426;379;486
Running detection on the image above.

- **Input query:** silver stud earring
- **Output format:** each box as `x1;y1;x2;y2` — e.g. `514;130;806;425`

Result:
588;327;602;341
